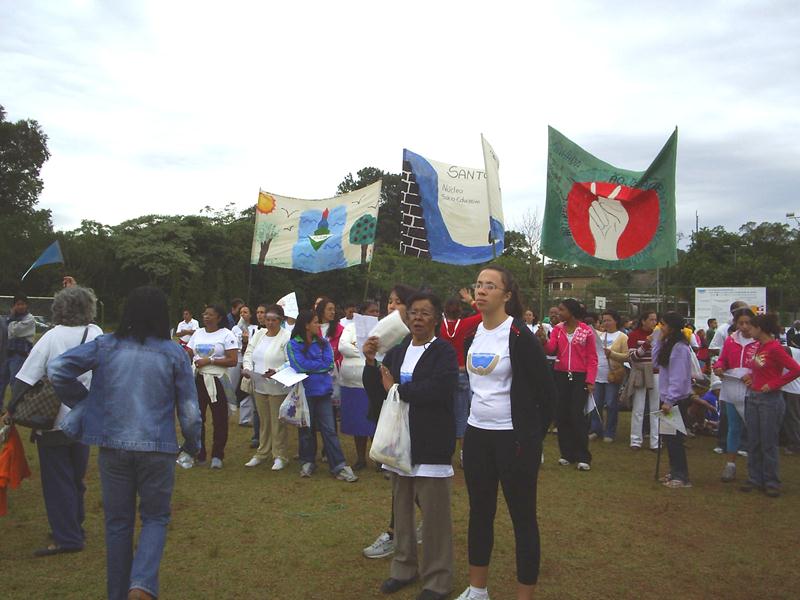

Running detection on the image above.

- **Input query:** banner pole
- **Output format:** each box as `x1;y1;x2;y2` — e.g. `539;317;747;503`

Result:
539;251;546;317
363;244;375;301
246;263;254;306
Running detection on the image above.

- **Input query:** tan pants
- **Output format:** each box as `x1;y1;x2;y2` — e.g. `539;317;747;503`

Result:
253;392;289;461
390;474;453;595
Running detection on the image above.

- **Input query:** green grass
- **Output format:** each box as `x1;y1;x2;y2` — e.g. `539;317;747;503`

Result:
1;412;798;600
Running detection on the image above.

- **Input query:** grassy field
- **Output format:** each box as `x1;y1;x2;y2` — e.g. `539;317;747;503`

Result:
1;411;798;600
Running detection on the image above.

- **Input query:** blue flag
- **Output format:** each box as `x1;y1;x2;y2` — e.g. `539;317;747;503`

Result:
21;241;64;280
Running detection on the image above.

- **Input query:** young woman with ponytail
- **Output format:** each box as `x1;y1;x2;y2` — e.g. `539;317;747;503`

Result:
457;265;555;600
539;298;598;471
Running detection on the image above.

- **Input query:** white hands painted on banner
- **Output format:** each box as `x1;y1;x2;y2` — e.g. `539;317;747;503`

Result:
588;183;627;260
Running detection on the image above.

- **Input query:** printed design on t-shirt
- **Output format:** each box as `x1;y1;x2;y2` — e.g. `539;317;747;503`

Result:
752;351;766;369
400;371;413;384
194;344;216;359
467;352;500;377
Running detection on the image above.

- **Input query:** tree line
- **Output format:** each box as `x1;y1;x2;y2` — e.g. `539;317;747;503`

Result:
2;104;799;325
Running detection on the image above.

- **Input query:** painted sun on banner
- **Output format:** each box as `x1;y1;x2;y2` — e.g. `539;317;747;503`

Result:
250;181;382;273
541;126;678;270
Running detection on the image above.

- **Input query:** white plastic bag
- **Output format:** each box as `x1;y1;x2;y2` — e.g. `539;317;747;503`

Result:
279;383;311;428
369;384;412;474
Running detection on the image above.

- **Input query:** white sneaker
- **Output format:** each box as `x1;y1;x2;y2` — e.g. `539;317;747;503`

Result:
416;521;423;545
244;457;264;468
577;462;591;471
300;462;314;477
588;433;598;441
176;451;194;469
713;446;724;454
737;449;748;457
210;458;223;469
363;531;394;559
272;457;288;471
456;587;490;600
558;458;571;466
336;466;358;482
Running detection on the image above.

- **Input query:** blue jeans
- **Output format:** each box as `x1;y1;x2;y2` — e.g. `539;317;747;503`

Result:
0;353;26;410
98;448;176;600
37;440;90;549
299;394;346;474
589;382;621;439
725;401;745;454
745;391;785;489
455;371;472;438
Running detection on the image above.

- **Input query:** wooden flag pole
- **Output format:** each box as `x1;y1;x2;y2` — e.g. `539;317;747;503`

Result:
539;251;546;317
363;245;375;301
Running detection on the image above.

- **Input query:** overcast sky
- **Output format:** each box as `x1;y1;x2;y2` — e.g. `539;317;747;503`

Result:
2;0;799;239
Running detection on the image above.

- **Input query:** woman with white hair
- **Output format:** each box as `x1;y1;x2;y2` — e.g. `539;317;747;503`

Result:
9;284;103;556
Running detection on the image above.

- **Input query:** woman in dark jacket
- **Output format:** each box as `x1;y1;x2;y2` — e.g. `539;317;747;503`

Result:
457;265;555;600
363;292;458;600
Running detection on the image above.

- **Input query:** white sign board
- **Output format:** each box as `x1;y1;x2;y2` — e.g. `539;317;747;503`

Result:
594;296;607;310
694;287;766;330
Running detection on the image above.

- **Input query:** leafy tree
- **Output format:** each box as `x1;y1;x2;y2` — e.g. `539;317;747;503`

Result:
349;213;378;265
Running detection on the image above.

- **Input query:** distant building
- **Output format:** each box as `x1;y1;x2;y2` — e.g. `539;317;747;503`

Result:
546;275;603;299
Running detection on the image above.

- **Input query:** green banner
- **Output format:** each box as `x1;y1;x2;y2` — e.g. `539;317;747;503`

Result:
541;126;678;270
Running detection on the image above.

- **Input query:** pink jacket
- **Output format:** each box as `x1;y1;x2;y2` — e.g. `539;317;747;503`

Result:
713;332;759;372
543;322;598;384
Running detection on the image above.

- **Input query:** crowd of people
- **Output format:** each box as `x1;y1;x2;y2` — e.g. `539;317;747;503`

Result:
2;274;800;600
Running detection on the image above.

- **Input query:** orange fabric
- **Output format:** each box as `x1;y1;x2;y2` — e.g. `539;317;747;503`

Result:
0;425;31;516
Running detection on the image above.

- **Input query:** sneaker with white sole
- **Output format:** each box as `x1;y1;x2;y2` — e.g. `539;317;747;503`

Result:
336;466;358;482
300;462;314;477
577;462;591;471
210;458;223;469
713;446;724;454
272;457;288;471
244;457;264;468
363;531;394;559
455;587;490;600
558;458;571;466
737;449;748;457
603;437;614;443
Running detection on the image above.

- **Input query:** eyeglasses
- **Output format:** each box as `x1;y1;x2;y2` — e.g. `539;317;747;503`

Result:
408;310;435;319
472;282;506;292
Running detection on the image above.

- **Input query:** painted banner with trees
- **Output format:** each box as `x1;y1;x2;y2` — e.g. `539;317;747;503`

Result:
250;181;382;273
541;126;678;270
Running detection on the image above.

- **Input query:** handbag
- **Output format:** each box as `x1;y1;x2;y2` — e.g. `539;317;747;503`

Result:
8;327;89;430
369;384;412;474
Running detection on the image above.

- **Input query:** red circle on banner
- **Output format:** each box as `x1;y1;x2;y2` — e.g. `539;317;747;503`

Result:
567;182;660;260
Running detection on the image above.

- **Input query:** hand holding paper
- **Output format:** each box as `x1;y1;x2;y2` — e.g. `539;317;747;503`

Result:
369;310;410;354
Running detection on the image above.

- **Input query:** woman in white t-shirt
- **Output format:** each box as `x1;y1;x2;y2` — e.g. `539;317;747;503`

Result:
232;305;258;426
186;304;238;469
363;292;459;599
242;303;291;470
458;265;555;600
588;310;628;443
339;300;380;470
9;285;102;557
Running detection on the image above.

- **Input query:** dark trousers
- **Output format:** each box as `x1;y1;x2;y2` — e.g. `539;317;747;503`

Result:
37;440;90;549
717;401;729;451
463;425;542;585
195;376;228;461
554;371;592;464
665;400;690;482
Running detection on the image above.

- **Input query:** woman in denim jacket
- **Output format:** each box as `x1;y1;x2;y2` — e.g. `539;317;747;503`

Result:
48;286;202;600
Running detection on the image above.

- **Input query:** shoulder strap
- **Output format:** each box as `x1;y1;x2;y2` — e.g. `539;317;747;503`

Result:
80;326;90;344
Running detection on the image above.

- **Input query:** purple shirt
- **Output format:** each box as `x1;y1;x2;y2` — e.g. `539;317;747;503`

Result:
652;340;693;407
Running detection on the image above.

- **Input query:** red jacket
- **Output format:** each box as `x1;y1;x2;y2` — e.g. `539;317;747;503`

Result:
0;425;31;517
440;313;482;368
750;339;800;392
713;332;759;372
544;322;598;384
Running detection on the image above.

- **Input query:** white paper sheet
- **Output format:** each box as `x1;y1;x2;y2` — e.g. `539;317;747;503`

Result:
369;310;410;354
276;292;299;319
270;366;308;388
651;407;687;435
353;313;379;355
